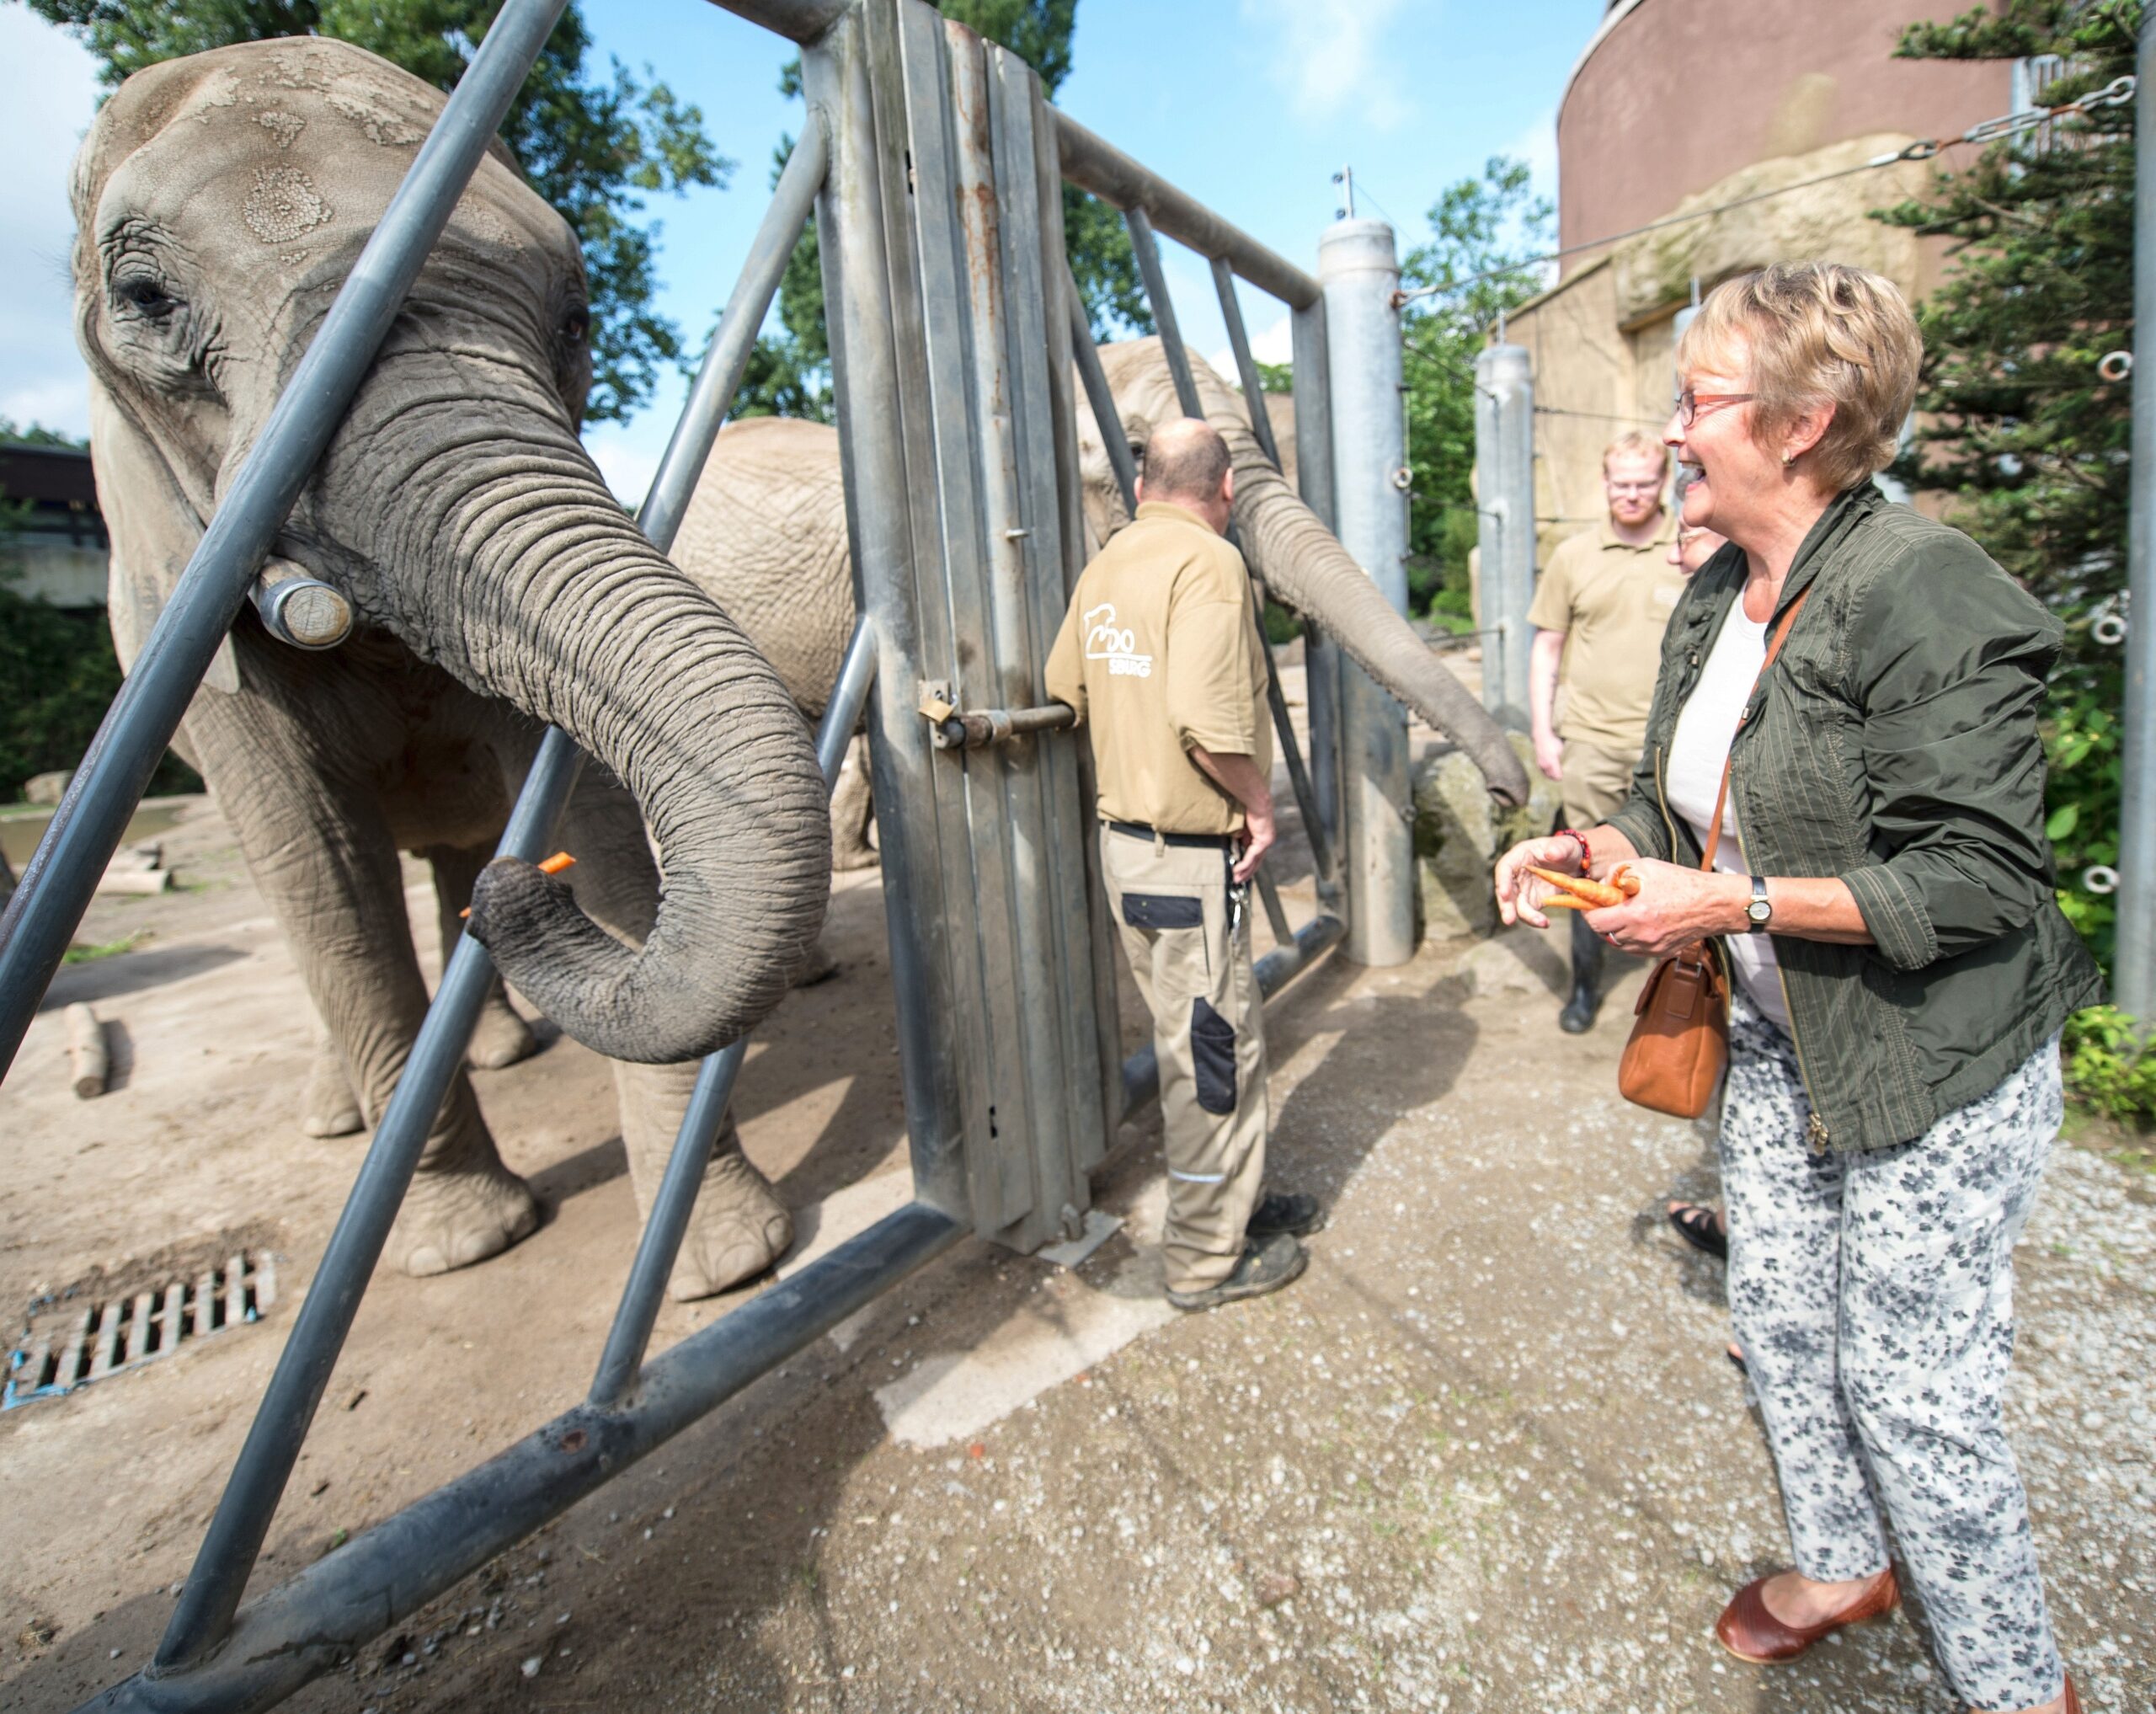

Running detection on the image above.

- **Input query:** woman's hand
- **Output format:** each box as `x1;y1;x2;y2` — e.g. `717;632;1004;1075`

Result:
1494;834;1586;930
1583;858;1748;959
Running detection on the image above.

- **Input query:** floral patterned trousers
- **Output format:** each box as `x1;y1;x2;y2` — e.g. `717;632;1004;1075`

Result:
1719;991;2066;1710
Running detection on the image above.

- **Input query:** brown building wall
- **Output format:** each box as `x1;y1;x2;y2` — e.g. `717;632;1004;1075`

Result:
1557;0;2012;272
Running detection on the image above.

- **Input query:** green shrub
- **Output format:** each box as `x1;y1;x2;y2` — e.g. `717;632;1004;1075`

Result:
2061;1006;2156;1127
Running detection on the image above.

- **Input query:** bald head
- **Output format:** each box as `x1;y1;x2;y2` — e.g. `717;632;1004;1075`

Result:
1135;418;1235;536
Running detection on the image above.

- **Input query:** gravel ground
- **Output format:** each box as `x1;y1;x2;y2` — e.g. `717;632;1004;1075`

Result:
284;947;2153;1714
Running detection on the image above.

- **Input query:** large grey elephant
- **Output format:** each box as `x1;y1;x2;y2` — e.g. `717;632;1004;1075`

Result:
75;40;830;1294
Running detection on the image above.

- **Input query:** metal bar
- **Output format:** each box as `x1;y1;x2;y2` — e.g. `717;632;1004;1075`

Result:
1473;343;1536;732
638;115;830;551
1066;280;1139;513
1321;218;1415;969
1210;256;1283;468
587;620;876;1409
1121;912;1344;1118
1262;647;1335;887
702;0;850;44
2118;6;2156;1021
1054;110;1320;309
1124;206;1203;420
155;728;580;1671
933;702;1079;750
0;0;571;1085
79;1203;964;1714
1255;868;1294;946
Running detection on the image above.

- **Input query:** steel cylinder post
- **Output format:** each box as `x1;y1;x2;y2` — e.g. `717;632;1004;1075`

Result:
1291;301;1343;895
1320;219;1414;967
1473;343;1535;732
2116;8;2156;1021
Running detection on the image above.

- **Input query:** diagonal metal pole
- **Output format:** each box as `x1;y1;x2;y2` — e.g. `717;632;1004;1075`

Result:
0;0;571;1085
1125;205;1204;419
1211;255;1283;468
1067;277;1141;513
2117;8;2156;1023
588;619;873;1409
152;79;824;1678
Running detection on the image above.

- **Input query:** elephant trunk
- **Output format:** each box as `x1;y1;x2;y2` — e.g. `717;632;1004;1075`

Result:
1225;430;1529;808
349;419;830;1065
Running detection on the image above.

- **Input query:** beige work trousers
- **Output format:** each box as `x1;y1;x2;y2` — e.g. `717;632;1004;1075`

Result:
1100;825;1268;1293
1557;737;1639;833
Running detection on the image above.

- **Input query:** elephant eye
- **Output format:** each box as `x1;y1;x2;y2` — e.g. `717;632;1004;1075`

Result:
115;275;180;321
560;306;589;344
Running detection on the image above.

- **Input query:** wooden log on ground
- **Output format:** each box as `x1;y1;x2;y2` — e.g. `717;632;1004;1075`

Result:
66;1003;108;1099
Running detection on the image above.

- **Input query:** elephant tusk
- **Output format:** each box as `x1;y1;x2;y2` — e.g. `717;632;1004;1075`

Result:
462;852;574;918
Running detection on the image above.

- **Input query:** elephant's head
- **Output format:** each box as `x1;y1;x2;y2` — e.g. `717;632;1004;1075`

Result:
1078;339;1529;806
72;39;830;1063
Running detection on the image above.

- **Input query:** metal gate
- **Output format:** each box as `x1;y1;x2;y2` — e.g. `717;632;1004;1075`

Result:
0;2;1400;1706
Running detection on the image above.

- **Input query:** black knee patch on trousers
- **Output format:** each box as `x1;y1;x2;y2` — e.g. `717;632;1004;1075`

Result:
1191;998;1237;1113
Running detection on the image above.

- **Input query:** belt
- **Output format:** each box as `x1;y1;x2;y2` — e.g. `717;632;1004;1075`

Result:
1107;819;1236;849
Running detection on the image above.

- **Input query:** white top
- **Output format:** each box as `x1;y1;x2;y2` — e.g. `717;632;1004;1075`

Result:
1662;599;1791;1032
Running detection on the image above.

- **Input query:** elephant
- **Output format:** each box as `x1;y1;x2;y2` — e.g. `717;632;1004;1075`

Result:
73;39;832;1295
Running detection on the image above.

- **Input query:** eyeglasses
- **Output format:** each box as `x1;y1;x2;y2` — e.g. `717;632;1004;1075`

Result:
1673;388;1758;427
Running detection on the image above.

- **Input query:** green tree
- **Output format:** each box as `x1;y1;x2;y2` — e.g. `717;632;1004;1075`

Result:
734;0;1149;422
20;0;731;424
1876;0;2137;969
1398;157;1553;622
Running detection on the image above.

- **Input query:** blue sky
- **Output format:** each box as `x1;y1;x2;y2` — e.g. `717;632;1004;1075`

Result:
0;0;1598;502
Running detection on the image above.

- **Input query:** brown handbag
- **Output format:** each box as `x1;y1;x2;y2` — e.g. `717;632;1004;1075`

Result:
1617;589;1810;1119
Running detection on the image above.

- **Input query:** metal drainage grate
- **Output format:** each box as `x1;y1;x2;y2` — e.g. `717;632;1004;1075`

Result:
4;1252;279;1409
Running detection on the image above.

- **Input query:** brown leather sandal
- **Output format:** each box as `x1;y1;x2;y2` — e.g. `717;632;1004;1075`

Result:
1715;1564;1899;1663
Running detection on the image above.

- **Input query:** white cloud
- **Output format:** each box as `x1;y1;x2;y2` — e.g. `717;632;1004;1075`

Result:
1206;312;1294;385
581;417;669;515
1238;0;1412;131
1500;104;1560;216
0;10;100;440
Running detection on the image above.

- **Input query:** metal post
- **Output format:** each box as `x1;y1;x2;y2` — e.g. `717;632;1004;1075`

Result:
1292;300;1343;894
1067;282;1140;512
1320;218;1414;967
0;0;571;1084
1211;256;1283;467
1474;342;1535;732
1124;206;1203;419
2117;7;2156;1020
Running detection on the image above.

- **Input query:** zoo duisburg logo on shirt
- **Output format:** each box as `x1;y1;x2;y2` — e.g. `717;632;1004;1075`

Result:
1084;603;1154;678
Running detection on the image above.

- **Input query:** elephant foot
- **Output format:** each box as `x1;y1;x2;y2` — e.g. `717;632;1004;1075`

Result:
792;939;840;988
391;1163;540;1277
300;1046;366;1139
667;1148;792;1301
467;996;540;1071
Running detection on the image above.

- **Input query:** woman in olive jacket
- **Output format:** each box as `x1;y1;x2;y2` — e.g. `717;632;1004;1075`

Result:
1495;264;2100;1714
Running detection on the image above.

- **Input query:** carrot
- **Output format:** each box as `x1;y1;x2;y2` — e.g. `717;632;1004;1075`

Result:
1525;863;1641;911
460;851;575;917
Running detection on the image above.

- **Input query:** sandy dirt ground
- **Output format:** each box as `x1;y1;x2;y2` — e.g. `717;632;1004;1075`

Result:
3;667;2151;1714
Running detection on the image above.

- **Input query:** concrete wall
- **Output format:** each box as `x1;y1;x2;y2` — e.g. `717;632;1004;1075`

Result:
1558;0;2013;273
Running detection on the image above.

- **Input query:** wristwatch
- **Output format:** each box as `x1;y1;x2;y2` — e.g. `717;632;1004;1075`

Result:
1745;874;1773;933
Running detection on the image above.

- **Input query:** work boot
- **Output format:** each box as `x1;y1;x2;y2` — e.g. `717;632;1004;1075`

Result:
1246;1191;1325;1240
1166;1231;1306;1312
1559;906;1605;1034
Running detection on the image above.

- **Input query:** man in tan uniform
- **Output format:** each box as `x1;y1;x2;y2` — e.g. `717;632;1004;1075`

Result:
1045;419;1317;1311
1526;430;1684;1033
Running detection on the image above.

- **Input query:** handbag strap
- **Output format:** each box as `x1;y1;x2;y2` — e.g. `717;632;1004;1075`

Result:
1697;587;1812;875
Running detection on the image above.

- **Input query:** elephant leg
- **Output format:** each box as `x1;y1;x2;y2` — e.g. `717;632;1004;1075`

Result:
423;841;540;1071
830;732;878;872
188;696;536;1276
556;766;792;1298
300;1018;366;1138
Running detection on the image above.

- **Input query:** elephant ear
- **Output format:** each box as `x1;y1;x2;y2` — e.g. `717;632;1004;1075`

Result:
88;383;241;694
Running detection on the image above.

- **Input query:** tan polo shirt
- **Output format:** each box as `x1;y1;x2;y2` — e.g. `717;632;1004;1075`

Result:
1045;501;1270;835
1525;511;1684;752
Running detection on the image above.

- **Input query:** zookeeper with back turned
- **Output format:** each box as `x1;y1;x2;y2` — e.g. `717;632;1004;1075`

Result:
1045;416;1319;1314
1494;264;2100;1714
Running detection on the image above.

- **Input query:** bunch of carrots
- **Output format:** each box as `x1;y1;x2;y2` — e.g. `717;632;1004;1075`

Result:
1525;863;1641;911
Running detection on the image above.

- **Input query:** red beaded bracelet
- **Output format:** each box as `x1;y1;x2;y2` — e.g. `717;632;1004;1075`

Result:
1555;827;1593;873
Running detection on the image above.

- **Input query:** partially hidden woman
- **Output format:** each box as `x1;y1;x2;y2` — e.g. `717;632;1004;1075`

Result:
1493;263;2100;1714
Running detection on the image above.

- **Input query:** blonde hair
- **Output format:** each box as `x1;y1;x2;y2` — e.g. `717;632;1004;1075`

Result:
1602;430;1668;476
1677;263;1922;493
